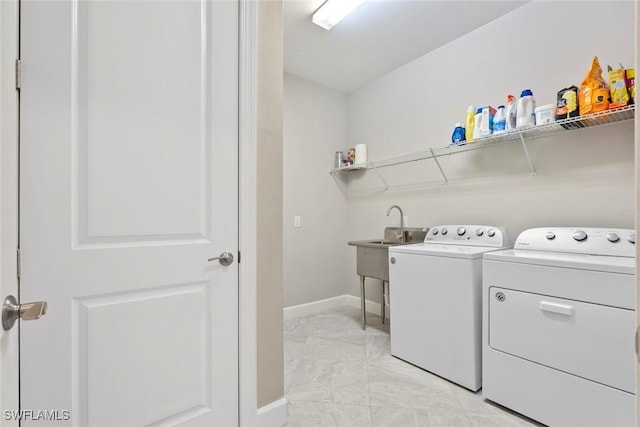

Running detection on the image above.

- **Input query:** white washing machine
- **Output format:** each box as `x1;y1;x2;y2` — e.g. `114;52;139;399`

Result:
388;225;510;391
483;227;636;427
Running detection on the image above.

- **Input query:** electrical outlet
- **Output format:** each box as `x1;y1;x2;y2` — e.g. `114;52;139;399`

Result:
294;216;301;228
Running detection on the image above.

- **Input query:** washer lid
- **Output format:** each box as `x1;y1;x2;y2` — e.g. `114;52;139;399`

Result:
484;249;636;275
389;242;509;259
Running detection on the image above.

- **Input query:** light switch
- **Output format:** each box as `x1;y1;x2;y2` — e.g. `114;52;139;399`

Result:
403;215;409;226
294;216;301;228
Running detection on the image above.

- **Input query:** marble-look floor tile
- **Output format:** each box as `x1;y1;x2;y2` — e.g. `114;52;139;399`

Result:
467;413;542;427
370;404;474;427
422;399;473;427
284;305;538;427
307;311;365;335
368;356;456;410
365;332;391;363
369;376;461;413
286;333;367;360
284;356;298;390
286;356;370;405
449;386;542;426
370;406;432;427
449;386;508;419
287;401;371;427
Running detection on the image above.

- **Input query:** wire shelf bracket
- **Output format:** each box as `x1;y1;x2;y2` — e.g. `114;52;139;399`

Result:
519;133;536;176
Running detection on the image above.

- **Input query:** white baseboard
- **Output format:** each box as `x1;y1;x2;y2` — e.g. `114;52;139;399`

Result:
283;293;390;320
258;397;288;427
345;294;390;319
283;295;350;320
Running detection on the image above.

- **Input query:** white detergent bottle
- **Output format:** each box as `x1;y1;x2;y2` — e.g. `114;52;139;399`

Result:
493;105;506;135
516;89;536;129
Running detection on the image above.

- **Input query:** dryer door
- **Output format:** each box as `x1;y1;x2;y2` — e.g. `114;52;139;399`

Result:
488;287;636;394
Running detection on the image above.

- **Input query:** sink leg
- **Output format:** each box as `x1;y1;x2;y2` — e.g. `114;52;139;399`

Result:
381;281;386;324
360;276;366;330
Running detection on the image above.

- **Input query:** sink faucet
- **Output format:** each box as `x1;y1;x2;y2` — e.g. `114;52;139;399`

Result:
386;205;404;242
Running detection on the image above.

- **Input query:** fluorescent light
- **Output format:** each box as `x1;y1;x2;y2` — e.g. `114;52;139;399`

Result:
312;0;365;30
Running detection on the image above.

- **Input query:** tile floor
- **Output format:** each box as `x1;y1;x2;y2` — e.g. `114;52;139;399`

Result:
284;306;541;427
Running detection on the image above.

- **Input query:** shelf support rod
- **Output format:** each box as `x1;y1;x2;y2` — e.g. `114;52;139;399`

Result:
518;133;536;176
329;170;350;197
430;148;449;184
369;161;390;191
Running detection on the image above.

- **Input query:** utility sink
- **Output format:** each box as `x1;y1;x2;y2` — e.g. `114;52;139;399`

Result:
348;227;428;281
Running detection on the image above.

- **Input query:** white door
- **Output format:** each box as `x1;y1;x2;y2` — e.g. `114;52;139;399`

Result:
19;1;239;425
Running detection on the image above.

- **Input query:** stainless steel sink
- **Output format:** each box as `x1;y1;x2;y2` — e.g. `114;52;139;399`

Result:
348;225;428;330
348;227;428;281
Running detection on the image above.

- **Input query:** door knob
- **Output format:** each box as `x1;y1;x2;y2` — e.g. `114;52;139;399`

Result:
2;295;47;331
208;251;234;266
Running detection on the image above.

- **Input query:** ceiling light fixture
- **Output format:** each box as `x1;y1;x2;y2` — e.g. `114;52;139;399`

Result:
312;0;365;30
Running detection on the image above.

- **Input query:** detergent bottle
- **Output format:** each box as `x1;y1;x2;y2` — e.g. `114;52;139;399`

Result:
465;106;475;142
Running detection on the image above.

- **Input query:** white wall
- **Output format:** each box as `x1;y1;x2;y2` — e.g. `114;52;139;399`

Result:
283;73;350;307
345;1;636;300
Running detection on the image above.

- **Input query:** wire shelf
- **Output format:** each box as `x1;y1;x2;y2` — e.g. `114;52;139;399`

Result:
329;104;635;173
328;104;634;195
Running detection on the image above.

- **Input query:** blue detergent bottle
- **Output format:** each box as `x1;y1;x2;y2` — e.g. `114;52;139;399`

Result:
451;122;466;145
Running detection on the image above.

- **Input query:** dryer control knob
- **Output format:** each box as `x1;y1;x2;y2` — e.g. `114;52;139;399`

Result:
441;228;448;235
607;232;620;243
628;234;636;244
476;229;484;236
432;229;438;235
573;230;588;241
457;227;466;236
487;229;496;237
545;231;556;240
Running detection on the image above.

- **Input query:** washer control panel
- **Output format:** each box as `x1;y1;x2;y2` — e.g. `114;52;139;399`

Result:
425;225;509;248
514;227;636;257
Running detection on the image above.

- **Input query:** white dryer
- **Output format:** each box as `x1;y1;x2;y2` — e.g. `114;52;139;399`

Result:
483;227;636;427
388;225;509;391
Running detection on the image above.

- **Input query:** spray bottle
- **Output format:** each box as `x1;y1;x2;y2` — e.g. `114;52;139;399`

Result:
506;95;517;131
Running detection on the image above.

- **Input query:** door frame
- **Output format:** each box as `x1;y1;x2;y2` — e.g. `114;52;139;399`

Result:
0;0;20;425
0;0;260;425
635;2;640;426
238;0;259;426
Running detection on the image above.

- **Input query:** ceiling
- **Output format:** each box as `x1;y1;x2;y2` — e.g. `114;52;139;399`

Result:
284;0;528;92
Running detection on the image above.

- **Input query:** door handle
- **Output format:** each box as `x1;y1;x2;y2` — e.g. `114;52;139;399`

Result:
2;295;47;331
208;251;234;266
539;301;573;316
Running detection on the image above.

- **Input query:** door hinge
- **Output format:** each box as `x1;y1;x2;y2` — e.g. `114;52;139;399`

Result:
238;251;241;264
15;59;21;91
16;248;21;279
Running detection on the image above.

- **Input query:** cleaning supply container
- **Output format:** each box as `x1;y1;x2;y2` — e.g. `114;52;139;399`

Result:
479;106;496;137
493;105;507;135
506;95;517;131
534;104;555;125
451;123;465;144
472;108;483;140
465;106;475;142
516;89;536;129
